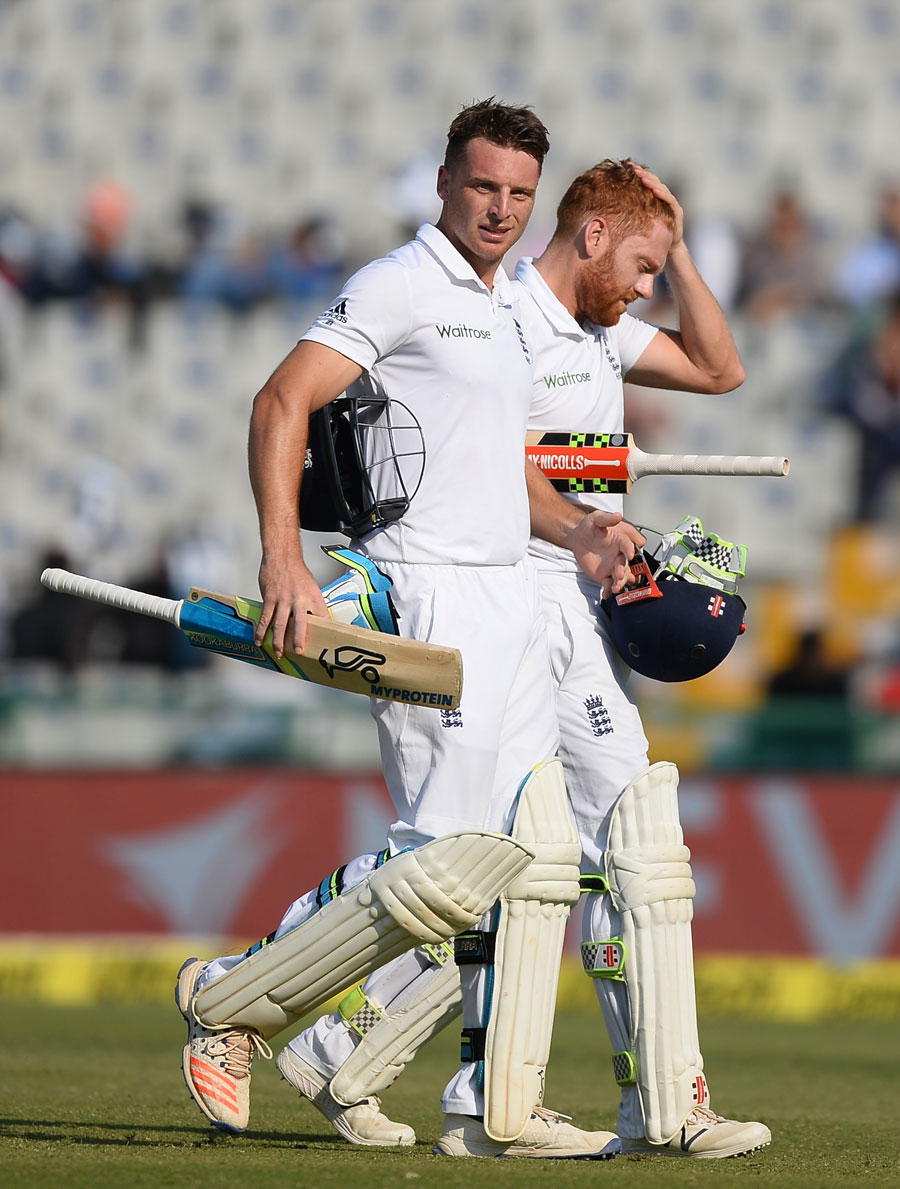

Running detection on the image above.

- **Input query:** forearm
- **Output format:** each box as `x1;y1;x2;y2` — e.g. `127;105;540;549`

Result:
248;376;309;565
526;460;589;546
663;241;745;391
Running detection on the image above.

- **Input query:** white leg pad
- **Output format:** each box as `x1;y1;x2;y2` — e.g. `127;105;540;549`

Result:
330;944;463;1106
194;830;534;1039
482;757;581;1142
604;761;706;1144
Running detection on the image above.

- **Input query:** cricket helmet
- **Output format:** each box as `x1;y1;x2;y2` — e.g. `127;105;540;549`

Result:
301;387;425;538
603;516;748;682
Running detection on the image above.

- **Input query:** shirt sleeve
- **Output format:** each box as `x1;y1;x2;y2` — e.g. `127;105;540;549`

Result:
615;312;659;375
300;258;414;372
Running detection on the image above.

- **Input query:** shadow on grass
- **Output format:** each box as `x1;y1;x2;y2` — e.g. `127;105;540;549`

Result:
0;1117;380;1150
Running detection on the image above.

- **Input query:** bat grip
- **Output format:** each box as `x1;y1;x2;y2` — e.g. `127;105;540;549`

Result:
633;453;790;478
40;568;183;625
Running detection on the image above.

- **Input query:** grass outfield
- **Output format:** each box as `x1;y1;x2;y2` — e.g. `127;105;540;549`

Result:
2;1003;898;1186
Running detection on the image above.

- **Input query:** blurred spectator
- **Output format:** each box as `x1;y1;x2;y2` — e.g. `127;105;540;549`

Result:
23;179;147;315
823;292;900;522
8;547;97;674
744;627;855;770
7;545;210;674
766;628;851;700
176;200;269;311
266;217;346;303
735;188;828;324
0;206;38;298
836;183;900;311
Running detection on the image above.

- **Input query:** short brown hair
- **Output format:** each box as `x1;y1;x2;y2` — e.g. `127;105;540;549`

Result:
554;159;676;242
444;97;550;173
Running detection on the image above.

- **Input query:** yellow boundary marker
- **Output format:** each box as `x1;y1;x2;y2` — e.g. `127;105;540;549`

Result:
3;938;900;1020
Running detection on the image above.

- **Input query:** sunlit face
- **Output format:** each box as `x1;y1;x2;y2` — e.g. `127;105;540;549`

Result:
576;219;673;326
436;137;540;284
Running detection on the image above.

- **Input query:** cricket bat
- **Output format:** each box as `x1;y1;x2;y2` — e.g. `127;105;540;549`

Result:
526;431;790;493
40;568;463;709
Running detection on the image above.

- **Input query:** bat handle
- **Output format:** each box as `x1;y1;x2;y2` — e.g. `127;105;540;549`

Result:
40;568;183;626
631;452;790;479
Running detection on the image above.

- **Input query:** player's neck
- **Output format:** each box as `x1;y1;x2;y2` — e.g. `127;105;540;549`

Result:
534;246;578;317
434;219;501;290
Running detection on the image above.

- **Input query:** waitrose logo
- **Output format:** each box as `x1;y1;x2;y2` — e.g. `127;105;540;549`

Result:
543;369;591;388
436;324;492;339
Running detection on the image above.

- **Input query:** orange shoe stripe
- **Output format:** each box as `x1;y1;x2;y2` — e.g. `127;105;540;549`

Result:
190;1057;240;1109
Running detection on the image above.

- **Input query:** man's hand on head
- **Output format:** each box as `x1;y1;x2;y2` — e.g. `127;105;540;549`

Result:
630;162;684;248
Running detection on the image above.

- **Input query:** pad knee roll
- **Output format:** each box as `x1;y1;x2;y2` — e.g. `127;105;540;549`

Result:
193;830;534;1040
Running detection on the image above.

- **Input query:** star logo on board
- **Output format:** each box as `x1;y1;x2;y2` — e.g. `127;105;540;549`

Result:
100;784;286;933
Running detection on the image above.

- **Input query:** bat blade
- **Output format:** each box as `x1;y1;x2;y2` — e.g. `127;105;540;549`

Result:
40;569;463;709
525;431;634;492
185;587;463;707
526;431;789;492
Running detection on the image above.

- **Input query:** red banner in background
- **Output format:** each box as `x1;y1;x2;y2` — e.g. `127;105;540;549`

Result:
3;770;900;959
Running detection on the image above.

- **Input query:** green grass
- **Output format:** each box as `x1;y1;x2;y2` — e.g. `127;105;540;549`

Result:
1;1003;898;1186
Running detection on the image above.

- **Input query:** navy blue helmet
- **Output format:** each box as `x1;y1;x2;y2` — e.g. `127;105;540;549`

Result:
604;564;746;683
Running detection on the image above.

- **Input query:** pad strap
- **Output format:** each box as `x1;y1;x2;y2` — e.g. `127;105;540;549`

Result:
581;936;627;980
338;984;386;1038
454;931;496;965
460;1026;487;1062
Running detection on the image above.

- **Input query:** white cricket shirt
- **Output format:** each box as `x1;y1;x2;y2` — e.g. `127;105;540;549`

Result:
302;223;535;565
514;257;658;573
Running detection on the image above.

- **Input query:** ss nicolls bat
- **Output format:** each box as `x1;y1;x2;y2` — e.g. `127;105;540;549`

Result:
526;431;790;494
40;568;463;709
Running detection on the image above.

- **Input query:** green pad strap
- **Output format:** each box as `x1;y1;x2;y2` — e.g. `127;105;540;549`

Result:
581;936;626;981
422;940;455;966
612;1050;637;1086
338;984;385;1037
579;873;609;895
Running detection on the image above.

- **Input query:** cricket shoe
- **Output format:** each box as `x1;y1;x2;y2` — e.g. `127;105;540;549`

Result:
434;1107;620;1159
176;957;272;1134
621;1107;771;1158
276;1047;416;1146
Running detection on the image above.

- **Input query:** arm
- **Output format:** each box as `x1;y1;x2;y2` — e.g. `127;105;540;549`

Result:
248;339;364;656
526;461;645;594
625;165;746;395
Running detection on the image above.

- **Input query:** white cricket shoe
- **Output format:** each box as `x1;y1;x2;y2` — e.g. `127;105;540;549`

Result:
176;957;272;1134
434;1107;621;1159
621;1106;771;1158
276;1047;416;1147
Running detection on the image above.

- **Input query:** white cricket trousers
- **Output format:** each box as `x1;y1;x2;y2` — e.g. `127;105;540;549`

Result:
289;567;652;1120
201;558;561;1116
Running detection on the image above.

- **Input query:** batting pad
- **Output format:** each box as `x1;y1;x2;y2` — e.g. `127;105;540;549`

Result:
194;831;534;1040
604;762;705;1144
483;757;581;1142
330;944;462;1106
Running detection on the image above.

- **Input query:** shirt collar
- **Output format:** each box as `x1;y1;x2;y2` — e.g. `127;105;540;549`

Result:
416;222;513;305
515;256;592;341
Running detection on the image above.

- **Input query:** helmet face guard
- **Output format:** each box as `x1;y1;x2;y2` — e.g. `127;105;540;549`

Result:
300;394;425;538
603;553;746;683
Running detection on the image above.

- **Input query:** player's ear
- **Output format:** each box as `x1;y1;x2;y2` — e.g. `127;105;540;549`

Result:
583;214;609;258
436;165;450;202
